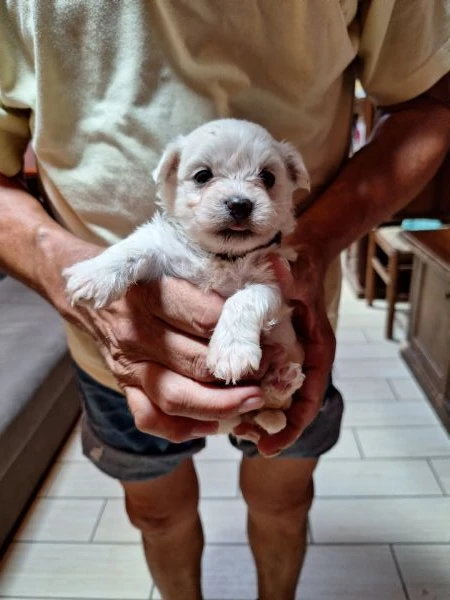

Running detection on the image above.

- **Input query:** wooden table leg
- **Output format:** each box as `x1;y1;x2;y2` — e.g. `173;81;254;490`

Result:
386;251;399;339
365;231;377;306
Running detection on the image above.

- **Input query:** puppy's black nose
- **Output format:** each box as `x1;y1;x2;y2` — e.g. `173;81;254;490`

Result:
225;197;253;221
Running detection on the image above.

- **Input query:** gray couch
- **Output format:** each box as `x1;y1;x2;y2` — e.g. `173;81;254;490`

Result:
0;276;80;550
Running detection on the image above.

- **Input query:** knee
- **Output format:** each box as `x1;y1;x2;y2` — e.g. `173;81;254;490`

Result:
124;485;199;536
241;469;314;519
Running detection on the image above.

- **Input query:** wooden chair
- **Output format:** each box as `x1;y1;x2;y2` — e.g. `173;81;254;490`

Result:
365;226;414;339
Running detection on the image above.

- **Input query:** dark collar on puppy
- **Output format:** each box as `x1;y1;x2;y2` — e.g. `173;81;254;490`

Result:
214;231;282;262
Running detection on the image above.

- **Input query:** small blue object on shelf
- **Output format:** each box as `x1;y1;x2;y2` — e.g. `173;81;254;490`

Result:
401;219;442;231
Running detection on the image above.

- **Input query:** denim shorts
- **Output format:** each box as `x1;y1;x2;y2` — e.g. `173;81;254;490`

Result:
76;366;343;481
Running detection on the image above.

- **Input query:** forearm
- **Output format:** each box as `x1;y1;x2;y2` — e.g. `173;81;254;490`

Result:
0;173;101;315
292;97;450;266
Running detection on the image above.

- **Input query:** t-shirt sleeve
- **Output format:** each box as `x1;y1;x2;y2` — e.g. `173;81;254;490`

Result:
0;102;30;177
357;0;450;106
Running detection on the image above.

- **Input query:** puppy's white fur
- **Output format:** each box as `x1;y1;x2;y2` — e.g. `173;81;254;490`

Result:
64;119;309;437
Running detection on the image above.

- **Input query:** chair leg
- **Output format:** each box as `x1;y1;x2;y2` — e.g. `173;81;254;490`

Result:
386;252;399;339
365;232;377;306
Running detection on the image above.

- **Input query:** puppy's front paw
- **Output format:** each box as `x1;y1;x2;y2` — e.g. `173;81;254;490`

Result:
63;255;123;308
207;334;262;384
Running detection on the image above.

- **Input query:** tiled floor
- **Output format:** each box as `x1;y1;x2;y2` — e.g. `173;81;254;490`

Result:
1;280;450;599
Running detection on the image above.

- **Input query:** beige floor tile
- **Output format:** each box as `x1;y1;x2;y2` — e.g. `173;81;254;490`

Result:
394;544;450;600
336;342;399;360
95;496;250;545
196;434;241;460
0;542;151;598
335;378;396;402
339;302;382;316
59;428;84;461
93;499;139;543
336;358;411;379
153;545;256;599
363;325;407;344
195;460;239;498
338;293;378;313
154;545;406;600
94;501;251;557
430;458;450;494
322;430;361;459
389;378;428;400
39;461;123;498
199;499;247;544
336;328;368;344
362;327;390;342
343;401;439;428
338;311;387;328
298;546;406;600
15;498;104;542
357;426;450;458
311;497;450;543
315;459;442;497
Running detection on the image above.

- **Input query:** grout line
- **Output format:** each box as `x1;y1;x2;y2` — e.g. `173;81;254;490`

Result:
427;458;448;495
32;489;449;501
0;597;147;600
390;545;411;600
340;398;424;404
0;597;244;600
12;540;142;546
387;377;402;401
307;516;314;545
361;328;374;343
348;424;450;431
318;457;438;463
352;428;366;458
308;516;316;546
196;458;242;463
34;494;245;501
302;541;450;547
314;494;446;500
335;376;419;383
341;424;447;430
37;494;124;500
9;540;450;548
89;498;108;542
325;454;450;461
339;397;400;403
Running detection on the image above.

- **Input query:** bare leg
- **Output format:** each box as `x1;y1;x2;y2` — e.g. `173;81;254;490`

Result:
122;458;203;600
240;456;317;600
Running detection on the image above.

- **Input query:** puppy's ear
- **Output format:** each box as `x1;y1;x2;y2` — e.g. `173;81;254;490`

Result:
278;141;310;191
152;137;184;189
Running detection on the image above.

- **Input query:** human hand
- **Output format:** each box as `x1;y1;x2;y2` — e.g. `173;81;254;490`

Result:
74;276;272;441
233;251;336;456
42;240;267;443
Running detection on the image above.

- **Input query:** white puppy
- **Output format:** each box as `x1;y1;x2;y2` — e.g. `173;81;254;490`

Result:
64;119;309;437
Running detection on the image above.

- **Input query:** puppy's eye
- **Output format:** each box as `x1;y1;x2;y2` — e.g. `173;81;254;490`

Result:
260;169;276;189
193;169;213;185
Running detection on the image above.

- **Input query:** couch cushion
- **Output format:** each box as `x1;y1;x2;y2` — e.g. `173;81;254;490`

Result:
0;277;70;476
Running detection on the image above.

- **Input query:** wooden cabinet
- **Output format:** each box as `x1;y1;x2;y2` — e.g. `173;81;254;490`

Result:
401;229;450;432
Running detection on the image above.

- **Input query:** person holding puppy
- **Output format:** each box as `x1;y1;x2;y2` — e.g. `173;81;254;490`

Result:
0;2;449;599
